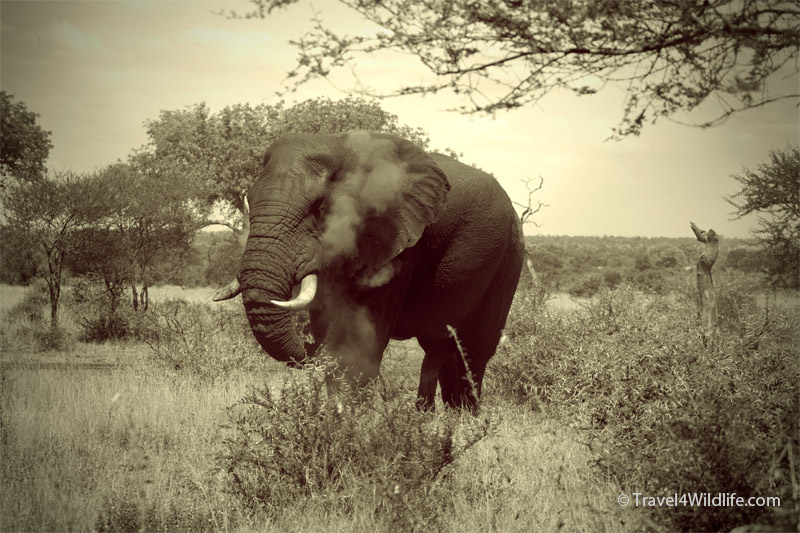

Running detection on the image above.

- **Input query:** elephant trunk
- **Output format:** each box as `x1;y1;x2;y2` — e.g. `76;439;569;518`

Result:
239;232;310;366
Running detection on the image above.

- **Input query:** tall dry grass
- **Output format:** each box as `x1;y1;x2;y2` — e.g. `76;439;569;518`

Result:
0;363;265;531
1;347;631;532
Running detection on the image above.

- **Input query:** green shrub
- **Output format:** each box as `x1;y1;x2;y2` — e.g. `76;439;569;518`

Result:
68;277;146;343
221;364;487;529
1;281;75;352
568;272;604;297
145;299;269;378
493;277;799;531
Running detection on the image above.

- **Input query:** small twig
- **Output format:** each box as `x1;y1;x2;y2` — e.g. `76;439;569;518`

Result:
446;325;479;407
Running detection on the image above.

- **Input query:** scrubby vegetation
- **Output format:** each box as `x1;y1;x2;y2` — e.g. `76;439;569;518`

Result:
223;365;489;530
491;271;799;532
1;236;798;531
145;299;269;377
525;234;793;297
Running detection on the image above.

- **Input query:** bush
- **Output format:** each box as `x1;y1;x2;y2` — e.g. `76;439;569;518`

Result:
68;277;147;343
145;300;269;378
602;269;623;289
35;325;75;352
221;364;487;529
492;278;799;531
626;267;674;294
568;273;604;297
1;281;75;352
634;253;652;271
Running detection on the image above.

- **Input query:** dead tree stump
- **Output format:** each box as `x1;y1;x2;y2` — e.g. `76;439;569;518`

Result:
690;222;719;344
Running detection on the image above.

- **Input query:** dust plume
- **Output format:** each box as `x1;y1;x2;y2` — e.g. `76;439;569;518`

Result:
357;260;397;288
321;132;405;260
316;133;407;381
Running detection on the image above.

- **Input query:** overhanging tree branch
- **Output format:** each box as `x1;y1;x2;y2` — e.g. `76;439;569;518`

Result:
228;0;800;137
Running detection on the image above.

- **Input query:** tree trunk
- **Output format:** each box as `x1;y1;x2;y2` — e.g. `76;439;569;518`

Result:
48;281;59;328
140;284;149;312
690;222;719;345
131;281;139;311
46;249;62;328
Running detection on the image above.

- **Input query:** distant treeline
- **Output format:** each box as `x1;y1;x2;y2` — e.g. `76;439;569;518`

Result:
523;234;789;295
1;230;777;291
0;227;239;288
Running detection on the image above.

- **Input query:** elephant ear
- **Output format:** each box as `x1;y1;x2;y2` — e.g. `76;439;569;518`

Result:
324;132;449;276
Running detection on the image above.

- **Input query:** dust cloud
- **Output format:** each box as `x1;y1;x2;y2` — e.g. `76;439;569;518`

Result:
357;260;397;288
321;132;405;260
316;133;410;378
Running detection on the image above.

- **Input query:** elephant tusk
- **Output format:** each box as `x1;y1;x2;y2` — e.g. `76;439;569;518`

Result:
271;274;317;311
212;279;241;301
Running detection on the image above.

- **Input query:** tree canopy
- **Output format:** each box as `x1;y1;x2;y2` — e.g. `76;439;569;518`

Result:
2;171;109;326
0;91;52;183
94;163;200;310
233;0;800;137
727;144;799;287
137;96;431;232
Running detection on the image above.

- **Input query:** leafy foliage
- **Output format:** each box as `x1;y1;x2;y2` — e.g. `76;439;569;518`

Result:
235;0;799;136
222;364;488;528
136;101;276;222
0;91;52;183
93;163;199;310
727;144;800;288
492;275;799;531
1;281;75;352
145;300;269;377
67;277;147;343
1;170;110;327
0;225;40;285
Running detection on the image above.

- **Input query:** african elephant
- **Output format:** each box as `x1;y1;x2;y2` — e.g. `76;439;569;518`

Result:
214;132;524;411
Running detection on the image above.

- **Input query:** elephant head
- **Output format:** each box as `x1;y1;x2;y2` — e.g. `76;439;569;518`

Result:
215;132;450;366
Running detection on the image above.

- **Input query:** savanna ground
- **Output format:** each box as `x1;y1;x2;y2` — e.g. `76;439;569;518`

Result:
1;265;798;532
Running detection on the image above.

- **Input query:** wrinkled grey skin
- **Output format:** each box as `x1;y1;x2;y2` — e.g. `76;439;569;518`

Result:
221;132;523;411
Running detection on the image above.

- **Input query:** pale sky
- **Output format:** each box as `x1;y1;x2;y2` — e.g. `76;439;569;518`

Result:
1;0;798;238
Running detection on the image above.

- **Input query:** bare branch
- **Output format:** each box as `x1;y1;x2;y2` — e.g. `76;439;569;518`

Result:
513;176;548;227
232;0;800;137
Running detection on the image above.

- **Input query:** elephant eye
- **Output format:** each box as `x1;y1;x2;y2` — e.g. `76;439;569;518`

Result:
310;197;326;218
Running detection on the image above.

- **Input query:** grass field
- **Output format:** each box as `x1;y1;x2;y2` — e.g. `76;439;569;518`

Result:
1;279;797;532
0;342;633;532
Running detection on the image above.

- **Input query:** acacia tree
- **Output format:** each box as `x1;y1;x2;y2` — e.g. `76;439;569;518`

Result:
231;0;799;137
727;144;799;287
0;91;52;184
138;96;432;236
2;171;108;327
96;163;198;311
135;102;278;228
271;96;430;148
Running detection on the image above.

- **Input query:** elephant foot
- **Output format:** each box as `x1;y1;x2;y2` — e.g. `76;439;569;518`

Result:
415;395;435;412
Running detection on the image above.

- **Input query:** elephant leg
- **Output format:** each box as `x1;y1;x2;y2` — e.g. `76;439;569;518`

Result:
415;338;449;411
417;329;496;413
321;303;386;387
325;258;418;389
439;254;521;412
436;318;501;412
